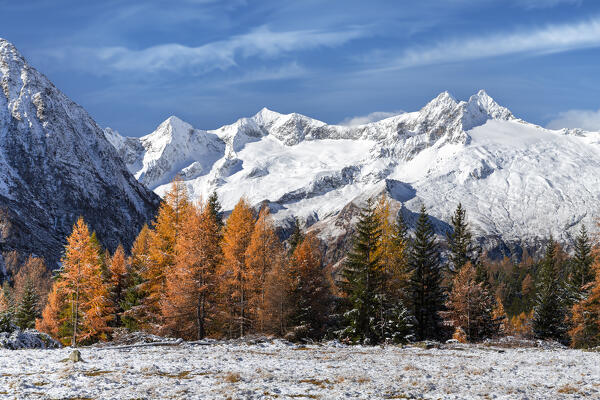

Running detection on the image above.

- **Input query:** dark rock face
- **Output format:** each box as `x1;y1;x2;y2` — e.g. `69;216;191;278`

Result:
0;39;159;271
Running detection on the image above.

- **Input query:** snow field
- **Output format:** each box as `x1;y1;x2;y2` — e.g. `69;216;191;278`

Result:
1;341;599;399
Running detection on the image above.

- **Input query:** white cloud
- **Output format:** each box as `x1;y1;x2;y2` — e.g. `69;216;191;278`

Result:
46;25;365;75
546;109;600;131
372;17;600;70
513;0;581;9
339;110;404;126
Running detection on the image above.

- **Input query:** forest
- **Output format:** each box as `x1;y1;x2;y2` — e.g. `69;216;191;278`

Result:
1;178;599;349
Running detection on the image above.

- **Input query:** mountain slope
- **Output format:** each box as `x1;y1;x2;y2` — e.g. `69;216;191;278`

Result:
107;89;599;261
0;39;159;271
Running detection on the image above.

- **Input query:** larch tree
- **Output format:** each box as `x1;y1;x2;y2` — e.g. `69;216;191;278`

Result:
445;262;498;342
218;198;256;337
409;205;444;341
245;207;281;333
108;244;129;327
532;237;568;342
339;198;384;344
142;177;191;332
569;257;600;348
164;202;221;340
13;256;51;310
36;281;69;341
263;246;292;336
288;232;331;340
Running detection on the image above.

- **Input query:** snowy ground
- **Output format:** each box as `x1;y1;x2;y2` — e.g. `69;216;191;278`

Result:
1;340;599;399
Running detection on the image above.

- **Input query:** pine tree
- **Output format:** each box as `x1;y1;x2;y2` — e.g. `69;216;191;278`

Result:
142;177;191;332
13;256;51;310
163;202;221;340
287;218;304;255
289;233;331;340
339;198;384;344
409;205;444;341
245;207;282;333
0;282;14;332
569;258;600;348
447;203;474;276
532;237;568;341
108;245;129;327
570;224;594;297
14;279;40;330
218;198;255;337
121;224;151;331
207;190;224;229
445;262;498;342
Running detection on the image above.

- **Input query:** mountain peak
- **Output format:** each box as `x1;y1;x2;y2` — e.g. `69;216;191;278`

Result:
463;90;514;129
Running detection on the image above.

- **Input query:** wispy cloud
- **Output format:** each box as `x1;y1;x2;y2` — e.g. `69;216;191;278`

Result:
369;17;600;71
513;0;581;9
547;108;600;131
45;25;365;75
338;110;404;126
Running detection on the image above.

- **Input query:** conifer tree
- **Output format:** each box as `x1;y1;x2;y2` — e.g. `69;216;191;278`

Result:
339;198;384;344
0;282;14;331
447;203;474;276
532;237;568;341
570;224;594;296
14;279;40;330
142;177;191;332
13;256;50;310
163;202;221;340
263;246;292;336
245;207;282;332
36;280;68;340
207;190;224;229
218;198;255;337
409;205;444;341
289;233;331;340
287;217;304;255
108;245;129;326
121;224;151;331
445;262;498;342
569;258;600;348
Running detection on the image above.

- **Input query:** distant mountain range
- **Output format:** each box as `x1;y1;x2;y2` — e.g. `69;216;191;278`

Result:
2;36;599;273
0;38;159;272
105;87;600;264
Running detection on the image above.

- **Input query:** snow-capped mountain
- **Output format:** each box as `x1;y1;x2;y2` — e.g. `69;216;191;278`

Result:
0;39;159;270
107;88;600;262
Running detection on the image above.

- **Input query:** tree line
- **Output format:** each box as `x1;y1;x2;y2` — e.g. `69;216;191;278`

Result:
0;178;599;348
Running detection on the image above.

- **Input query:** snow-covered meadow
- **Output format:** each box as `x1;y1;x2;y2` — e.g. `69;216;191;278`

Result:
1;340;599;399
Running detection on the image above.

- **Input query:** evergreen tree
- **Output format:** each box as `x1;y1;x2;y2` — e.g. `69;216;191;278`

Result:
287;218;304;255
14;279;40;330
339;198;384;344
121;224;151;331
207;190;224;229
0;282;14;332
532;237;568;342
570;224;594;296
409;205;444;341
447;203;474;276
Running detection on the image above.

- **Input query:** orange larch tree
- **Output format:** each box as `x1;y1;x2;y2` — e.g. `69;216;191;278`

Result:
108;244;129;326
569;254;600;348
218;198;255;338
245;206;282;333
141;177;191;332
163;201;222;339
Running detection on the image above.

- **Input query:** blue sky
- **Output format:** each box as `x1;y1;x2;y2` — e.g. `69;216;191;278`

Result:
2;0;600;136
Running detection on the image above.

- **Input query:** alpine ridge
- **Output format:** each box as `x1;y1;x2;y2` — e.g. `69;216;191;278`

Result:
106;88;600;264
0;38;159;272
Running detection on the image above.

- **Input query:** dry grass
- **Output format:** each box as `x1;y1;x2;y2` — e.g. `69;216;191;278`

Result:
223;372;242;383
557;384;580;394
83;370;113;377
298;378;333;389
